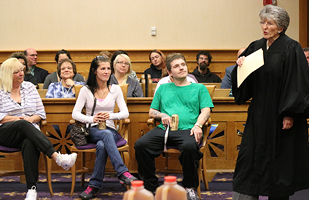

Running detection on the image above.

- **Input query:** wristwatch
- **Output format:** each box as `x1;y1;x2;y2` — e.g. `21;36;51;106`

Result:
194;123;203;128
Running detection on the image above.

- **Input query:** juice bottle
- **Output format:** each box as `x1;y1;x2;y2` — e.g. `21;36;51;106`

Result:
123;180;154;200
155;176;187;200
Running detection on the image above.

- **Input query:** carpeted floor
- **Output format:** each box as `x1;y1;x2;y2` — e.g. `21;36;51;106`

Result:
0;173;309;199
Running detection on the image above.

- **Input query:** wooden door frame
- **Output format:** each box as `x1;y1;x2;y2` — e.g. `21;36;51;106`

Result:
299;0;309;47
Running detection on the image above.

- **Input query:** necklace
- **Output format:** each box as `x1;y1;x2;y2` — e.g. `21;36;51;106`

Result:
96;88;108;99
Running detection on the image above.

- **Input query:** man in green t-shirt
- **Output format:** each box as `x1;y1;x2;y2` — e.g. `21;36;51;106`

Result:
135;53;214;200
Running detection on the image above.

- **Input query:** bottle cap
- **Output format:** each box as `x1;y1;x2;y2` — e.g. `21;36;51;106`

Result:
131;180;144;187
164;176;177;182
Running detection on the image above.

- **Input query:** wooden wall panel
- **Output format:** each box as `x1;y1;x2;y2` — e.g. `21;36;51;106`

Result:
0;49;237;79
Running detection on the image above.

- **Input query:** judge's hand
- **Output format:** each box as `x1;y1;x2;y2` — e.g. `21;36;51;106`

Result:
282;116;293;130
236;56;246;67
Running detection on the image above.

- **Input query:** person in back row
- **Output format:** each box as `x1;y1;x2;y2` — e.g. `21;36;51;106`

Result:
144;49;166;83
9;52;38;87
110;54;144;97
135;53;213;200
143;50;167;96
72;56;137;199
43;49;85;89
191;50;222;83
24;48;49;84
110;50;139;81
45;59;85;98
0;58;77;200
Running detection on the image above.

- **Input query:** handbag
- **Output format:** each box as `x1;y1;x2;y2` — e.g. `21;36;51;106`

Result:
70;97;97;146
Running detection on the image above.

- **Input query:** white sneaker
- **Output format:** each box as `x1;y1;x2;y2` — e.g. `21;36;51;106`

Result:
56;152;77;171
25;186;37;200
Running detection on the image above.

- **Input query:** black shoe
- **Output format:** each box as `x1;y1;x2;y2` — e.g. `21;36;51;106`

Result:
79;186;99;199
186;188;200;200
118;171;138;185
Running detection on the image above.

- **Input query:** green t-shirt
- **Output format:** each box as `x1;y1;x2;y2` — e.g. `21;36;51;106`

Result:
150;83;214;130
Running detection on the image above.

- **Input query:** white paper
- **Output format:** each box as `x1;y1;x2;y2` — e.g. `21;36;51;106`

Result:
237;48;264;87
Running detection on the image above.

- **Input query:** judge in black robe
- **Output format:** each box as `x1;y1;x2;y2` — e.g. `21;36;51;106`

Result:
231;5;309;199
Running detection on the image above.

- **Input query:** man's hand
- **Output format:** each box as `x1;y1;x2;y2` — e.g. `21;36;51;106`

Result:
190;125;203;144
161;113;171;127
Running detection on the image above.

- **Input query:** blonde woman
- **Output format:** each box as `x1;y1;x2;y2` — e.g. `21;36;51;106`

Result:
110;54;143;97
0;58;77;200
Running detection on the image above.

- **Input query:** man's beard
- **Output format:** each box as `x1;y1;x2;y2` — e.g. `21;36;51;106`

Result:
199;63;208;70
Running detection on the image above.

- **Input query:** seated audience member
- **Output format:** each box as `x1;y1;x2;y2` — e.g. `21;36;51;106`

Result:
99;50;112;58
154;73;198;94
191;50;222;83
24;48;48;83
9;52;38;87
0;58;77;200
72;56;137;199
111;50;139;81
303;47;309;66
43;49;85;89
144;50;166;83
135;53;213;200
45;59;85;98
110;54;144;97
220;48;246;89
143;50;166;96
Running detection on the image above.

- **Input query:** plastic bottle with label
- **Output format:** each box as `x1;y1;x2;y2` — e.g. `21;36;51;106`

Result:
155;176;187;200
123;180;154;200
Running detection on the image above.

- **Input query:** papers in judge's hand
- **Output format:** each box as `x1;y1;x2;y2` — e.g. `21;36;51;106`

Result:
237;48;264;87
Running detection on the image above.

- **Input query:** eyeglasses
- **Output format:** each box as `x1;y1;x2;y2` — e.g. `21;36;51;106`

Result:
116;62;130;66
260;21;275;27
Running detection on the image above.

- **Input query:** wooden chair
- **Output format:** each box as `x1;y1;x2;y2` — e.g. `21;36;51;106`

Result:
38;83;44;89
140;74;146;97
69;84;131;196
141;74;157;97
0;120;53;197
214;89;231;97
37;89;48;98
146;85;216;199
202;82;221;89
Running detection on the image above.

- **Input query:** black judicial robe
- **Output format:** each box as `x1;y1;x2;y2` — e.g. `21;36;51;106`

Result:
231;34;309;197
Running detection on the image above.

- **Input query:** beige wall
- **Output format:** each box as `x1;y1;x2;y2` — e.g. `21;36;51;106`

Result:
0;0;299;50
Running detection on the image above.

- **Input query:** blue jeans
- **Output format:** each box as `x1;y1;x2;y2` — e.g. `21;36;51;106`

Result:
87;126;128;188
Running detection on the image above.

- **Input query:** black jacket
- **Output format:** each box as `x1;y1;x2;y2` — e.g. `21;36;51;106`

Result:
191;67;222;83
